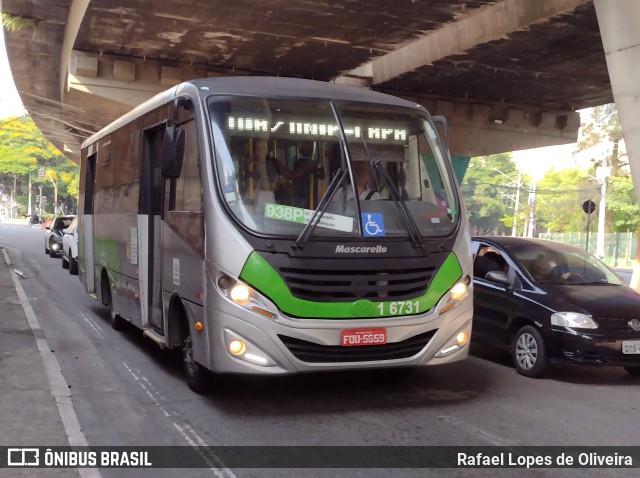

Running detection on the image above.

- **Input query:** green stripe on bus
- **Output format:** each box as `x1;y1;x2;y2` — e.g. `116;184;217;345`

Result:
239;252;463;318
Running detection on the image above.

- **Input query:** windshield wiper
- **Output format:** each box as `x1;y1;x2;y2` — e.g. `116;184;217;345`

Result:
295;102;354;250
361;140;424;248
294;168;349;250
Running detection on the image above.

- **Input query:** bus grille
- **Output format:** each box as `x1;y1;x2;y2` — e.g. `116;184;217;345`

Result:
278;330;437;363
279;264;436;301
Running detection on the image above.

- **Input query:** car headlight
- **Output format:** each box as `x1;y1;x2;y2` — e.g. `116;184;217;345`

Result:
218;275;277;320
551;312;598;329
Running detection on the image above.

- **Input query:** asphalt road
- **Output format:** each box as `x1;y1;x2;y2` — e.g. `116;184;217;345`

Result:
1;223;638;478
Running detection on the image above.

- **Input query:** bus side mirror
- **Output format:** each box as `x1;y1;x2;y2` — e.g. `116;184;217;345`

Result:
161;126;185;179
431;115;449;151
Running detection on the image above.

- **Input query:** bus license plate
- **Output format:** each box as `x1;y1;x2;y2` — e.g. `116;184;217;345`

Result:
622;340;640;354
340;328;387;347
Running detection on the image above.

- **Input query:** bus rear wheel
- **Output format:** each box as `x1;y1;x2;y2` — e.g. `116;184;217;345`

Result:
183;334;210;394
102;272;126;331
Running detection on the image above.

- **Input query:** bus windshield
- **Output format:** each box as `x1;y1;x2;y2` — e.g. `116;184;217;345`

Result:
208;96;458;239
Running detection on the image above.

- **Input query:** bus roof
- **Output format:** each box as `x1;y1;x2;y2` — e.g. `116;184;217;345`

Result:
81;76;425;149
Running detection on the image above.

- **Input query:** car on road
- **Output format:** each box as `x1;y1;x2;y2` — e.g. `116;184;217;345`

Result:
61;216;79;275
45;215;75;257
471;236;640;378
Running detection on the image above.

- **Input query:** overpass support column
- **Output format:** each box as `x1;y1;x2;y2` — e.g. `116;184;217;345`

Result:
594;0;640;288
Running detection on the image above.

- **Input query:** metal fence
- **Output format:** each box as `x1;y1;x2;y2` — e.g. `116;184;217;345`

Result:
539;231;637;267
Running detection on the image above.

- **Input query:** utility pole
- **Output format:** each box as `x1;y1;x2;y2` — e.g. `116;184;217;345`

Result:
512;170;522;237
27;172;32;217
491;167;523;237
595;165;611;259
11;174;17;219
525;179;537;238
39;184;43;220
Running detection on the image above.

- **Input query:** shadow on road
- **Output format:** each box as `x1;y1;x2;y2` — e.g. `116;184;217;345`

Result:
470;341;640;386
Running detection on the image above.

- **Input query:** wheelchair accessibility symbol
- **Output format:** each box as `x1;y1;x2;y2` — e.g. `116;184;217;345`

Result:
361;213;385;237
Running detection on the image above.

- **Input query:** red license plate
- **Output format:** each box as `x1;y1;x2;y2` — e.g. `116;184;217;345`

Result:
340;328;387;347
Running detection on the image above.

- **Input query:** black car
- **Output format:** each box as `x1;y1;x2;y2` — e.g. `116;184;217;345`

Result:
45;215;75;257
471;236;640;378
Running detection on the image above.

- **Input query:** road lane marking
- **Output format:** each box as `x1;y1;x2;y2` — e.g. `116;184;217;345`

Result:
2;247;103;478
172;423;236;478
122;362;171;418
121;361;234;477
81;312;105;339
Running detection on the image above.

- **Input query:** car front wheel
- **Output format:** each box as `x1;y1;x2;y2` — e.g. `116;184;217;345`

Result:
512;325;548;378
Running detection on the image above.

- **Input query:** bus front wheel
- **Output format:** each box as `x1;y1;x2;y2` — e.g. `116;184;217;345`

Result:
183;334;210;394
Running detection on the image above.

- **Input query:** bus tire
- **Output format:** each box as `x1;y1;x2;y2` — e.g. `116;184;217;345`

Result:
102;271;126;331
183;333;210;394
69;254;79;275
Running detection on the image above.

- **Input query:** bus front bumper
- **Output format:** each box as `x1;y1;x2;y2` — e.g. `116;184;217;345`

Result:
202;300;472;375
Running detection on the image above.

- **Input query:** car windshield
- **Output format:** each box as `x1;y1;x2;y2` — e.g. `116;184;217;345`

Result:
208;96;458;240
54;217;74;230
505;241;622;285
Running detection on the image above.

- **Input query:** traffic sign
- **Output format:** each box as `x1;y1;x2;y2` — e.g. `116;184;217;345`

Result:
582;199;596;215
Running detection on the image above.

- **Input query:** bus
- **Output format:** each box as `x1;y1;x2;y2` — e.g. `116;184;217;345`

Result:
78;77;472;392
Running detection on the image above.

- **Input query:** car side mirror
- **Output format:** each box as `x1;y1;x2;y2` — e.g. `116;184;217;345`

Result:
485;270;511;287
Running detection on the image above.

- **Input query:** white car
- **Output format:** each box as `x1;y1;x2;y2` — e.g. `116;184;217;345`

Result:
61;216;79;275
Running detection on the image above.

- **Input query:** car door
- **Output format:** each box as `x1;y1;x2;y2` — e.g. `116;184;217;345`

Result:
472;242;523;350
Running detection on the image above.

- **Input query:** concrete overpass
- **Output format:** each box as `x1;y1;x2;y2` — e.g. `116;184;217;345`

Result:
3;1;640;194
3;0;612;162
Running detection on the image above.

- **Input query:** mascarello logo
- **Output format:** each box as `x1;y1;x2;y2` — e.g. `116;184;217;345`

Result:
335;244;388;254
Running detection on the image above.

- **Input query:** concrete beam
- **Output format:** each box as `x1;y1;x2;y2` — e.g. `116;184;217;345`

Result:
345;0;590;85
395;93;579;156
67;50;240;107
68;51;197;106
59;0;91;98
594;0;640;286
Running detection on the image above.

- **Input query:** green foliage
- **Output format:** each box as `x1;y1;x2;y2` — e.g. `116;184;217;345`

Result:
0;115;79;214
608;174;639;231
1;13;38;35
461;153;525;235
535;168;598;233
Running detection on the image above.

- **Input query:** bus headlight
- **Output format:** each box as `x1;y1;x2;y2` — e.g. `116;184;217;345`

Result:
436;326;471;357
437;276;471;315
230;283;250;305
224;330;275;367
450;281;468;301
218;275;277;320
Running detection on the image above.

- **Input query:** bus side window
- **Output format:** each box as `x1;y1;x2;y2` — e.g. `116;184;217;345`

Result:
166;119;204;256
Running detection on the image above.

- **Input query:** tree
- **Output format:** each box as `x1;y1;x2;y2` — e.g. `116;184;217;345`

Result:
461;153;525;235
0;115;78;215
535;168;599;233
607;174;639;232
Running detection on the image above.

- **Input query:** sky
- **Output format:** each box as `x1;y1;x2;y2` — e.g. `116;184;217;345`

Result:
512;143;578;180
0;30;26;119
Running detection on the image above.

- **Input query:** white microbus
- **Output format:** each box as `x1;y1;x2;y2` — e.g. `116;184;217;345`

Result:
78;77;473;392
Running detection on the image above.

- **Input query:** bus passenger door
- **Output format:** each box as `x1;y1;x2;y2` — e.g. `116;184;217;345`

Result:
82;152;97;294
139;126;165;334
